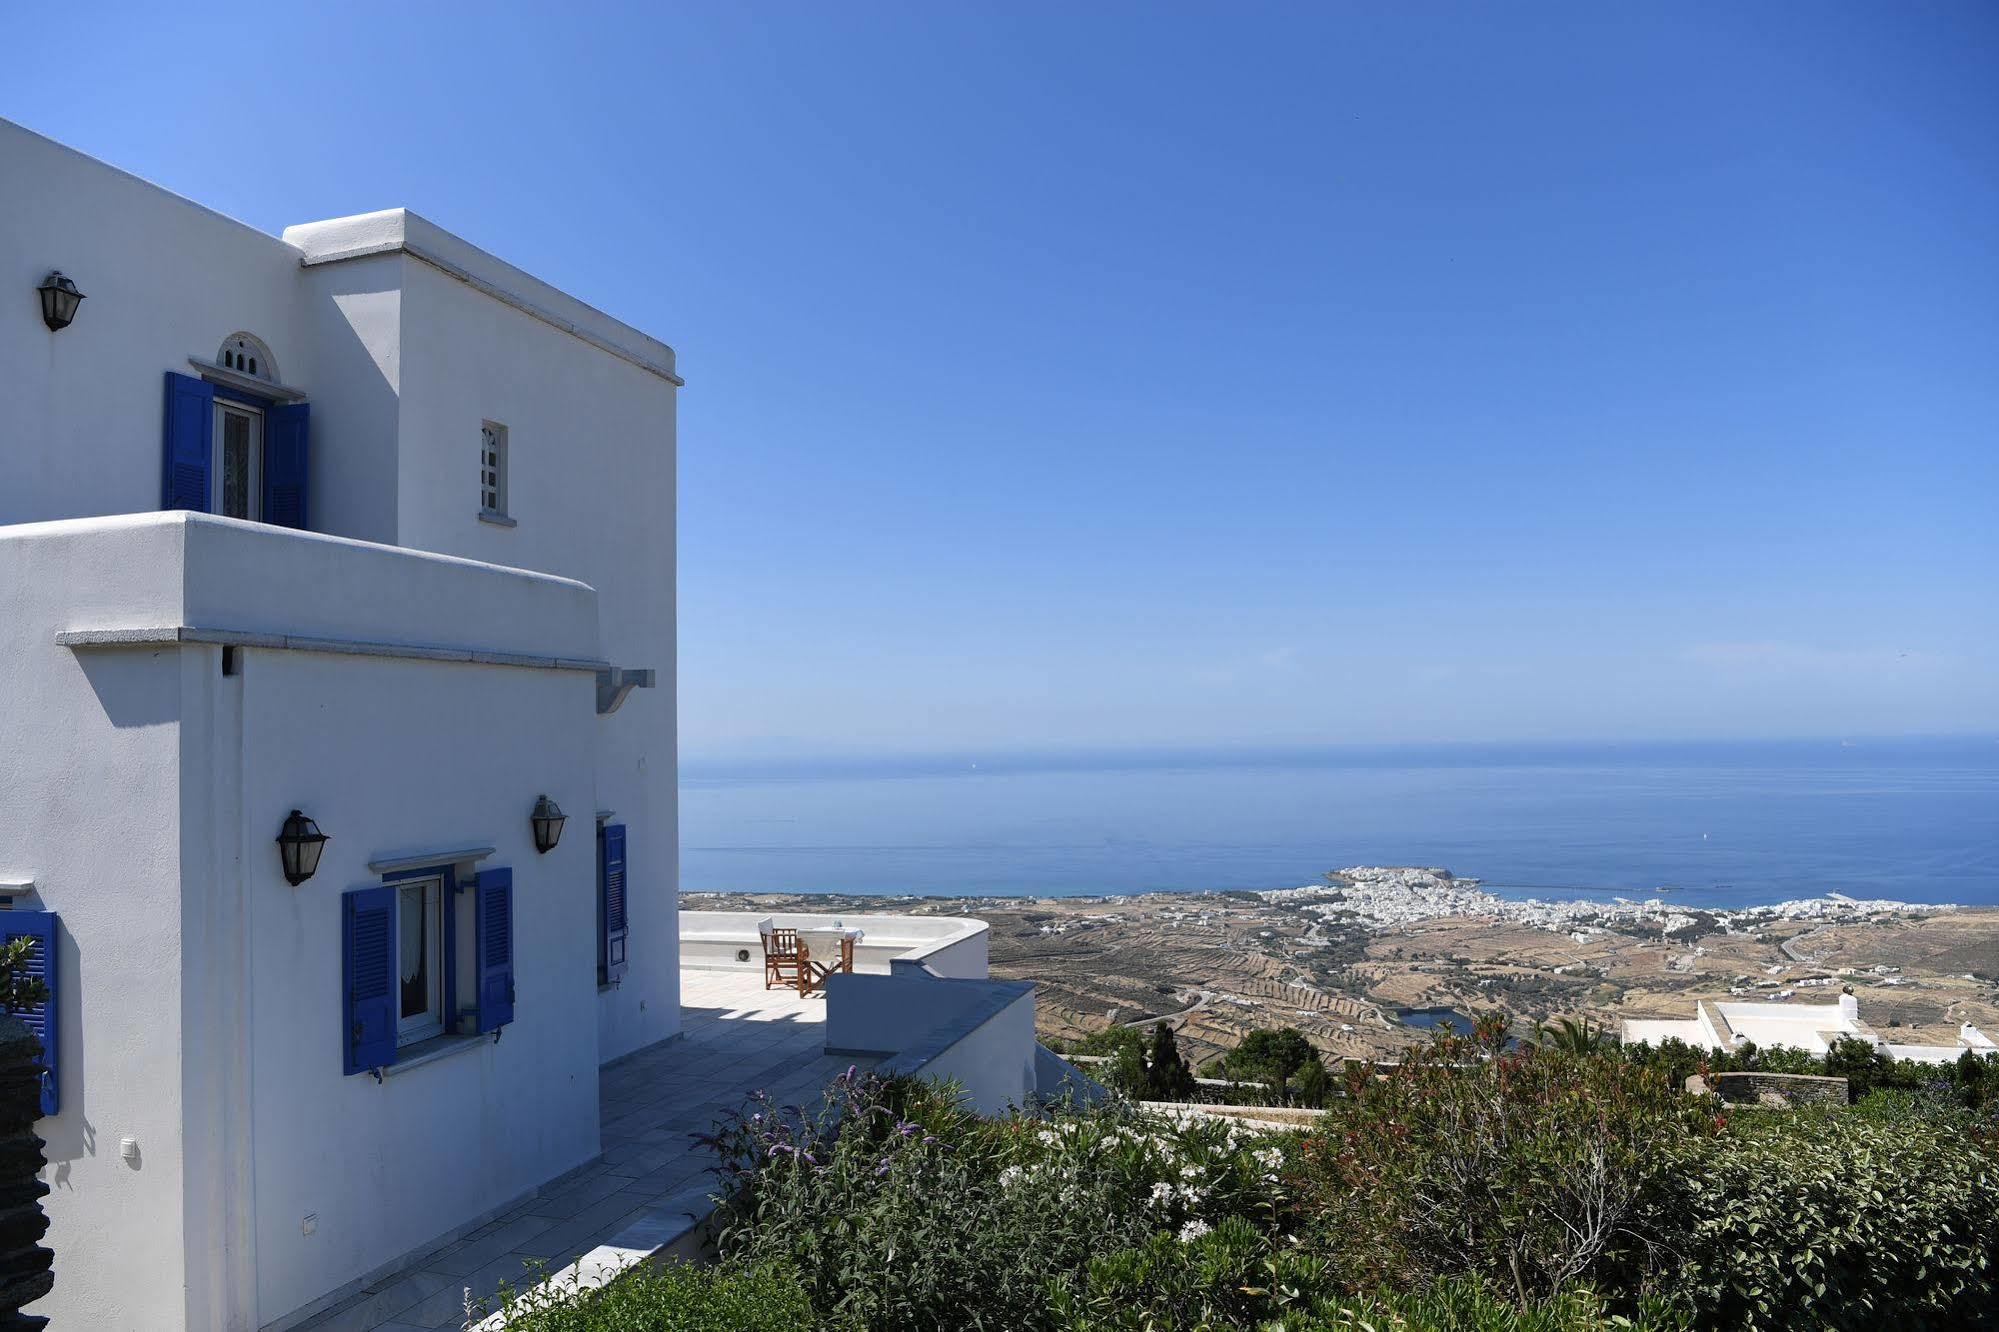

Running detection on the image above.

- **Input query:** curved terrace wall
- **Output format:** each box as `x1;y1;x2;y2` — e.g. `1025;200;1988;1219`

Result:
678;911;988;978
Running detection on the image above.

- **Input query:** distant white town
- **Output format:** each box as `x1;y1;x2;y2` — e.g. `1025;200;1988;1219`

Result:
1261;864;1954;937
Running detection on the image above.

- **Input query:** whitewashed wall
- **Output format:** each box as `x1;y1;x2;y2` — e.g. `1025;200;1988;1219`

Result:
237;650;599;1327
387;250;679;1061
0;516;195;1330
5;516;613;1330
0;118;399;539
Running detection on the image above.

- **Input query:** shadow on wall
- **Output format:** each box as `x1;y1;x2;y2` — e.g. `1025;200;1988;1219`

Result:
40;912;92;1182
308;265;403;546
76;651;177;729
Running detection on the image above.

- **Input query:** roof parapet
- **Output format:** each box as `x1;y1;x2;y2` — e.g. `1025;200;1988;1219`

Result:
282;208;682;386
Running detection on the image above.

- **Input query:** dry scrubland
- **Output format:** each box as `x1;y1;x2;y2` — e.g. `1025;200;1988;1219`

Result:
688;868;1999;1071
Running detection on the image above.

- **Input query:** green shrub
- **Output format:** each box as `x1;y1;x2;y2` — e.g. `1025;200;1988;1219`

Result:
680;1051;1995;1330
704;1069;1303;1330
1051;1214;1332;1330
1060;1245;1691;1332
1223;1027;1323;1102
1648;1107;1999;1330
1299;1278;1692;1331
1295;1016;1712;1302
475;1258;811;1331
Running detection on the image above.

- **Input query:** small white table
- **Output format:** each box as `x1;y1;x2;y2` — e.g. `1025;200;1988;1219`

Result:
798;927;863;991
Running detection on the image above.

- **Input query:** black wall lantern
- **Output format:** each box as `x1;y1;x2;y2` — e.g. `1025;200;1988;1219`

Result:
37;271;84;332
530;794;567;854
276;809;329;886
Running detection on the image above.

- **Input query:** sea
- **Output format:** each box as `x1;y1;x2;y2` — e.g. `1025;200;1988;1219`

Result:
679;737;1999;910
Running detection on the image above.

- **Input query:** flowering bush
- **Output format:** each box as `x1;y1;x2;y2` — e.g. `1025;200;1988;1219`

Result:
702;1069;1306;1329
675;1037;1996;1329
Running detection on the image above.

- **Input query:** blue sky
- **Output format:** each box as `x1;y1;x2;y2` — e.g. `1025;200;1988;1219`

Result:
12;3;1997;758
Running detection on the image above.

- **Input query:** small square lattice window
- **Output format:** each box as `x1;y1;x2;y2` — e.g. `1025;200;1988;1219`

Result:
480;422;508;516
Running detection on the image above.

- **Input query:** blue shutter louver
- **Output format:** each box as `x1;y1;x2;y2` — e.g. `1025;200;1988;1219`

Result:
342;887;397;1075
4;912;59;1117
161;372;214;512
263;401;310;529
473;868;515;1033
600;824;628;985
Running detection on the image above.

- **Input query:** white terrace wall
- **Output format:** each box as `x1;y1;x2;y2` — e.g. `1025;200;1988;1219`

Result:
680;911;989;977
824;972;1038;1115
6;514;611;1330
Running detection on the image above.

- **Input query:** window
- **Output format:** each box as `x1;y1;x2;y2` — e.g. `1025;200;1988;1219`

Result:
480;421;508;517
396;875;445;1046
162;372;310;528
2;911;59;1116
599;822;628;986
343;865;515;1076
213;399;263;520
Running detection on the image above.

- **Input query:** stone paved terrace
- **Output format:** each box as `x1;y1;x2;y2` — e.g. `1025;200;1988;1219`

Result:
295;970;875;1332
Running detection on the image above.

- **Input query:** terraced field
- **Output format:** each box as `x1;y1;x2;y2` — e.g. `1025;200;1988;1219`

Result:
684;888;1999;1068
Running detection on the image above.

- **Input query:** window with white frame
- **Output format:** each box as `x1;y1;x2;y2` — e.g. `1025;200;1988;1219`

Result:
480;421;509;518
342;865;515;1076
213;398;264;520
396;873;446;1046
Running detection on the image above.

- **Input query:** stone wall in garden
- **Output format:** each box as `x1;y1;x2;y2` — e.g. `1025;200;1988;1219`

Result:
1690;1070;1849;1108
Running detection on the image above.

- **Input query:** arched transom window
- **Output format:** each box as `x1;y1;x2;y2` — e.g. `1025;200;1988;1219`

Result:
218;332;279;383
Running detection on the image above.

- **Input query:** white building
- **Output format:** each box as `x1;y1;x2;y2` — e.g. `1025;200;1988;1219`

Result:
1622;991;1996;1065
1;117;679;1328
3;118;1081;1332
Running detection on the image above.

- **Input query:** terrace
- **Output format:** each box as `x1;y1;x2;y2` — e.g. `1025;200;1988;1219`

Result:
294;911;1058;1332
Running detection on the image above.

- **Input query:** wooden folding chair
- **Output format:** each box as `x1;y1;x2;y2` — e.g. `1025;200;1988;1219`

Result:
760;919;805;992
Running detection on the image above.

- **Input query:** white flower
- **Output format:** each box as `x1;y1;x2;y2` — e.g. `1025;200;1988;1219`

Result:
1254;1147;1284;1171
1179;1164;1202;1180
1178;1219;1211;1242
999;1166;1024;1189
1149;1181;1175;1206
1035;1129;1059;1148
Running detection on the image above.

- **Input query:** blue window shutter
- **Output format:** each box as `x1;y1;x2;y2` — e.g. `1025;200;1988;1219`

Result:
263;401;310;530
4;912;59;1117
161;372;214;512
474;868;515;1033
600;825;628;985
342;887;397;1075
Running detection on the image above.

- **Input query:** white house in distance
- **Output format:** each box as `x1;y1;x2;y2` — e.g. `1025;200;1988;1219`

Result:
1622;991;1997;1065
0;116;679;1328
